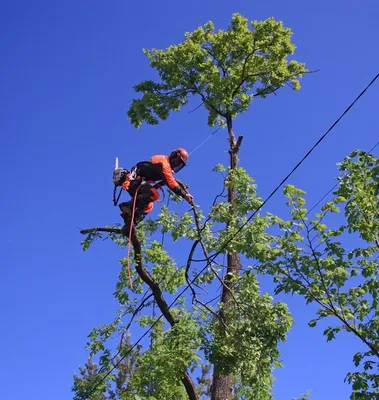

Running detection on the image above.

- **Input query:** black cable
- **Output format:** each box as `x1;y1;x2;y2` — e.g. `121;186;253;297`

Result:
197;73;379;262
306;139;379;216
81;73;378;399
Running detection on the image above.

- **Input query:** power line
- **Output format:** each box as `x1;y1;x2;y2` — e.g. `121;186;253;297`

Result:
81;72;378;399
306;139;379;216
245;137;379;272
196;136;379;272
198;73;379;262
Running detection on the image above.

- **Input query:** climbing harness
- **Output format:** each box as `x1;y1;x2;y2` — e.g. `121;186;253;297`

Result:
113;157;165;206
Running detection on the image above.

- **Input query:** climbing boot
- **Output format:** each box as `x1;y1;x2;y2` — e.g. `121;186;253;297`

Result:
133;212;147;226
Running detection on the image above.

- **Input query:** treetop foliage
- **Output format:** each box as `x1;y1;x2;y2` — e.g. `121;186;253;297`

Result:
127;13;307;127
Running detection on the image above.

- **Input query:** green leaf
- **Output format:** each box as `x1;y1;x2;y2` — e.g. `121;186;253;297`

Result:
308;319;317;328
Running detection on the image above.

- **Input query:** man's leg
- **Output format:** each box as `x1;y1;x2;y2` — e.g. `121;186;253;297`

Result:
118;185;158;235
132;185;156;225
119;200;133;235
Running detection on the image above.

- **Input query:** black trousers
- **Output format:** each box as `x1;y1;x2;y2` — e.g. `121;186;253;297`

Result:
119;183;156;227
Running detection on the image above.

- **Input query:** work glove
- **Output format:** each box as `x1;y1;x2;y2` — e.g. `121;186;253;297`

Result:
185;193;194;205
122;179;130;190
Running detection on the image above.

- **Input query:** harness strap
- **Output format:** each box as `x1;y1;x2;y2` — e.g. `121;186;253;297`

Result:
113;186;123;206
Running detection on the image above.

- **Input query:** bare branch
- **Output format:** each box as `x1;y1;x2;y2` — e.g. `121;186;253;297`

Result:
234;136;243;153
80;227;122;235
185;239;202;297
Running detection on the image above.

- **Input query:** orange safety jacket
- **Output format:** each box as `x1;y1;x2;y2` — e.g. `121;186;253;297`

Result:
122;155;188;198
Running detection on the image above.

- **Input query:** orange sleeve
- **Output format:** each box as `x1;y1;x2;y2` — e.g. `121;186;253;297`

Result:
151;155;179;190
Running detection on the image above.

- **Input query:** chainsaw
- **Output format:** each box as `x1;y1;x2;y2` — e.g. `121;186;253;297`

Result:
113;157;131;206
113;157;129;186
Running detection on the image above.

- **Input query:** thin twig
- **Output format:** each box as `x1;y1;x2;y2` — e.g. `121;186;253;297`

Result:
252;69;320;98
191;206;240;307
185;239;202;297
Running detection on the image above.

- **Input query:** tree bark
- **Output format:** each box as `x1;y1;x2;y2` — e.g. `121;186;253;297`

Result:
211;116;242;400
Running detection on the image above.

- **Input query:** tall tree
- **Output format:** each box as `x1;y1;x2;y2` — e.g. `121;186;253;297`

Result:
259;150;379;400
74;13;308;400
127;13;307;399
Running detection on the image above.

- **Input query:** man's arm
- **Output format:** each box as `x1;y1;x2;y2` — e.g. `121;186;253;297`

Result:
151;155;194;204
160;158;188;197
174;179;194;205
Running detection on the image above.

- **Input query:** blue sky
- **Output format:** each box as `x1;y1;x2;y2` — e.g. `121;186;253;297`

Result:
1;1;378;399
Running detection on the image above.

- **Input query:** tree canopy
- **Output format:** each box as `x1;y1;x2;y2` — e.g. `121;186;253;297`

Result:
127;13;306;128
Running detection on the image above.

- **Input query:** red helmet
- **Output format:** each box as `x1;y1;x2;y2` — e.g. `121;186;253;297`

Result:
169;148;189;172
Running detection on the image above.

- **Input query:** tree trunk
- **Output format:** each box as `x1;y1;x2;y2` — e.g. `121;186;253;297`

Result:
211;116;242;400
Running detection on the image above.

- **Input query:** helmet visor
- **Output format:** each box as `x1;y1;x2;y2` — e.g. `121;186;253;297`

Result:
172;156;186;173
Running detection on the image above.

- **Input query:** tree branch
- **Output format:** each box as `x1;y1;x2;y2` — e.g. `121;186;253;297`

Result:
129;227;199;400
252;69;320;98
79;225;199;399
279;261;335;315
305;225;379;358
183;71;226;118
233;136;243;153
204;47;227;76
185;239;203;295
156;87;195;97
80;227;122;235
122;292;154;329
130;230;177;325
107;292;154;368
190;206;240;311
185;237;227;328
231;47;258;98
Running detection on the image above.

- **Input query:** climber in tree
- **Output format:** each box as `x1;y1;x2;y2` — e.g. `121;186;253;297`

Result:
117;148;194;235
